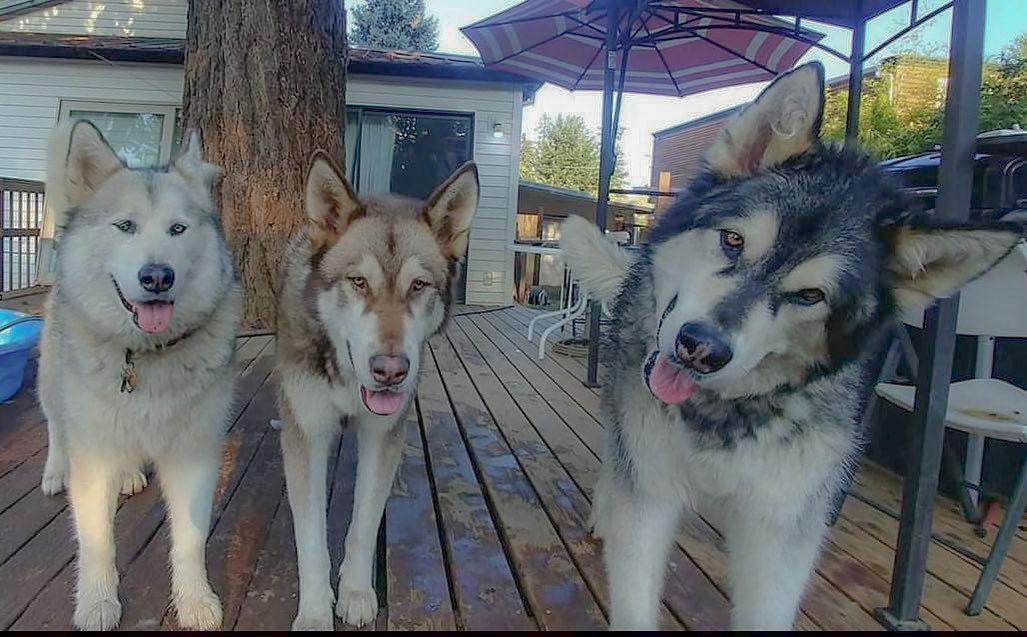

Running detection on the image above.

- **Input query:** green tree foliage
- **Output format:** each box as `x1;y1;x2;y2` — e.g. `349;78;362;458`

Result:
519;114;628;196
821;57;944;158
822;37;1027;160
350;0;439;52
979;34;1027;132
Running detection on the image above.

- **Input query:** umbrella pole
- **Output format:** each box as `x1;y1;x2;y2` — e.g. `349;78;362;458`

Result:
586;5;621;388
844;11;866;147
874;0;987;629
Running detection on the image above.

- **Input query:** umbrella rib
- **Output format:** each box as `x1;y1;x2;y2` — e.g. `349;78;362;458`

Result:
489;14;603;65
639;9;781;76
573;46;605;91
691;31;776;75
640;14;683;96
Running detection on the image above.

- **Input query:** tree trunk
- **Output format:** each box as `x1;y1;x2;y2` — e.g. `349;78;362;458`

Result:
183;0;347;328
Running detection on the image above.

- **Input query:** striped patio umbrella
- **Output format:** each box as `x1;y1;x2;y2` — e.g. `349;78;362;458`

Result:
461;0;825;98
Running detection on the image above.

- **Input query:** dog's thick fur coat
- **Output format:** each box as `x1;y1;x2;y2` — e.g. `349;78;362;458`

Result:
561;63;1024;630
276;153;478;630
39;121;240;630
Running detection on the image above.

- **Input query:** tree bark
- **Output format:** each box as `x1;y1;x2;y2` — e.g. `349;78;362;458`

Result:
183;0;347;328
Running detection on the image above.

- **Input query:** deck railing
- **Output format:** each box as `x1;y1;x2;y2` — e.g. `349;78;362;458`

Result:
0;178;45;293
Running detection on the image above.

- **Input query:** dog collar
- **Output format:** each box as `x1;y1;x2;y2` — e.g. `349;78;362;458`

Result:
119;329;197;394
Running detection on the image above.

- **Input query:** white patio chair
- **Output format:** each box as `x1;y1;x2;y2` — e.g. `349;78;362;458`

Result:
874;241;1027;615
528;230;627;360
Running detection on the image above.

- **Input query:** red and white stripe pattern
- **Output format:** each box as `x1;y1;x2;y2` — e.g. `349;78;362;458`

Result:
462;0;821;97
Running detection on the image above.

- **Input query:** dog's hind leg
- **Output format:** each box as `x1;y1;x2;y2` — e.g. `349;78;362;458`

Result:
724;507;827;630
68;451;122;630
281;410;336;631
157;446;223;630
604;486;682;630
336;418;404;628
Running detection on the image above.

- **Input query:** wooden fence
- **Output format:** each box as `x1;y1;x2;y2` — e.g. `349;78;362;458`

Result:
0;178;45;292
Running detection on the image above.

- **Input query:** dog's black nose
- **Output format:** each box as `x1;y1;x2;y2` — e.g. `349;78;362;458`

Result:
138;263;175;293
676;322;733;374
370;354;410;387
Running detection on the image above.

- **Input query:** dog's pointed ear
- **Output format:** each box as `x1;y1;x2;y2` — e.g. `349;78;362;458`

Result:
886;222;1024;308
424;162;479;260
305;151;362;248
61;120;125;206
704;62;825;177
173;129;222;192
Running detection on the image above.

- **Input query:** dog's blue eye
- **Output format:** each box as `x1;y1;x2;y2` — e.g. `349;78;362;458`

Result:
720;230;744;255
169;223;188;236
113;220;135;234
792;289;825;306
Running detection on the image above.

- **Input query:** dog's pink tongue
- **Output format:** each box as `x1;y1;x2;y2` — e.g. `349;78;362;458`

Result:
362;387;406;416
132;302;174;334
648;354;698;405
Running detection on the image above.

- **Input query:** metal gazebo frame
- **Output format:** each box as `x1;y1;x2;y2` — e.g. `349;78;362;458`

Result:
576;0;987;630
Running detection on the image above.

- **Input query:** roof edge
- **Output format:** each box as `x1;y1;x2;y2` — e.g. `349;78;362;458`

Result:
0;34;543;97
519;180;655;214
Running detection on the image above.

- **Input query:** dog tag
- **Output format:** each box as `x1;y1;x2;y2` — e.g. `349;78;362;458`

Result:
120;350;137;394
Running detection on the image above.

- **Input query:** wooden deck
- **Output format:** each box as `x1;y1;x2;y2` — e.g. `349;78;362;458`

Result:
1;305;1025;630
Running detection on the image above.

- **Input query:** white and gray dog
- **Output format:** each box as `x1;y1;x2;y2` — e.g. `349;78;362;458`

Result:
38;121;240;630
561;62;1024;630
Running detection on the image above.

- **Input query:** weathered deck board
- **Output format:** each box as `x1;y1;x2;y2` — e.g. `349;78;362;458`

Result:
1;307;1024;631
429;331;607;630
383;412;456;631
415;346;535;630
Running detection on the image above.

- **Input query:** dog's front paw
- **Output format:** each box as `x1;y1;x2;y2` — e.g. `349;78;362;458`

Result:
119;469;148;496
40;467;67;496
73;594;122;631
291;611;334;631
174;586;222;630
335;588;378;628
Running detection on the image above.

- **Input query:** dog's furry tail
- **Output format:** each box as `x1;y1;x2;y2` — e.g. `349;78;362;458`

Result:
559;214;633;305
45;121;76;234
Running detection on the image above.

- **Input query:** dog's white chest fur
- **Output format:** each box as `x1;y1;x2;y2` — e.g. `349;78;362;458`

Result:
613;379;850;519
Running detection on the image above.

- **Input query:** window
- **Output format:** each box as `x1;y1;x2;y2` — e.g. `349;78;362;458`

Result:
59;101;179;167
345;107;474;199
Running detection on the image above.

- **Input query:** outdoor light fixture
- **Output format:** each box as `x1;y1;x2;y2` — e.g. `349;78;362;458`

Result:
493;122;504;138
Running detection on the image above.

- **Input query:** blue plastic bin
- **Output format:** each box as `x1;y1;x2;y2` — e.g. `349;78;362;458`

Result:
0;309;44;403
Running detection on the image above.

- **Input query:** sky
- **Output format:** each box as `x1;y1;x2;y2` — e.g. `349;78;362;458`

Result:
406;0;1027;186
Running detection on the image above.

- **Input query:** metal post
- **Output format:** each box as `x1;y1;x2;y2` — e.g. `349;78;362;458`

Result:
874;0;987;630
964;335;995;508
586;4;620;388
844;8;866;147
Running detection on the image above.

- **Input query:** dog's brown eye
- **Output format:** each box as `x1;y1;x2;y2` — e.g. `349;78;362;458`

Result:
720;230;744;251
410;279;429;293
795;289;825;305
348;276;367;290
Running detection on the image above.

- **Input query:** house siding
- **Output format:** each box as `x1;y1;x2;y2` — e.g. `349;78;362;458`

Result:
0;0;188;39
0;54;522;305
